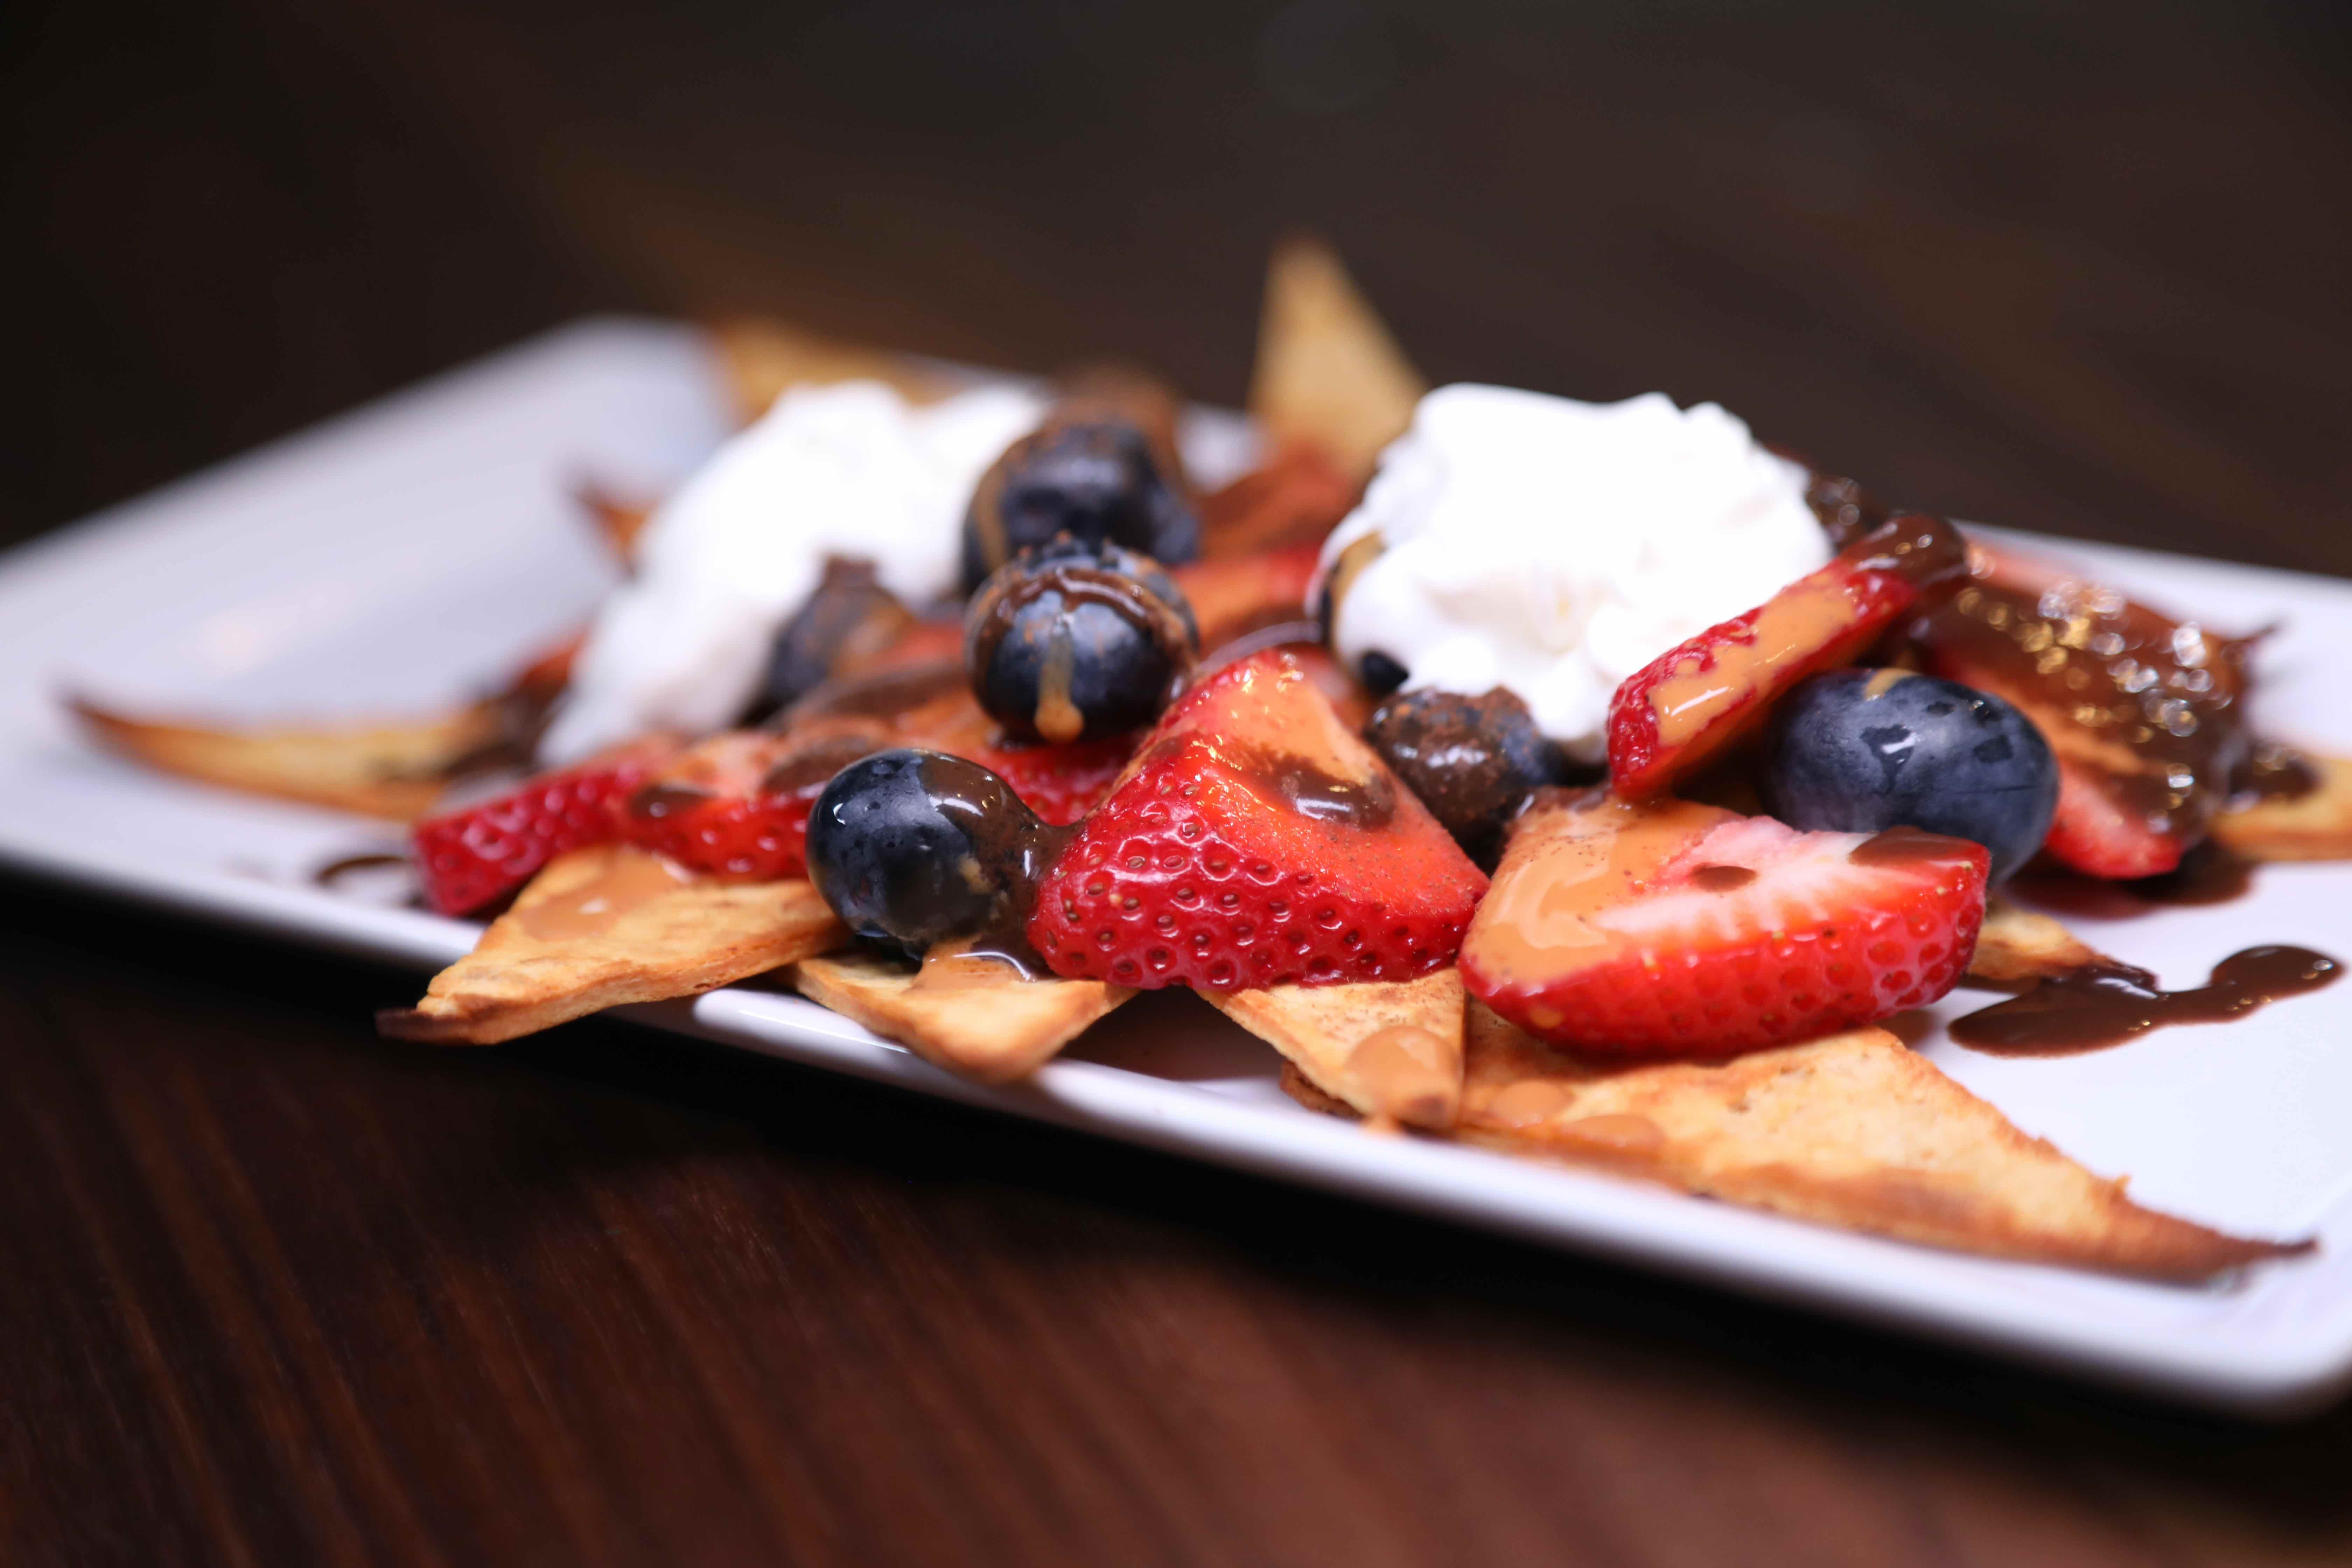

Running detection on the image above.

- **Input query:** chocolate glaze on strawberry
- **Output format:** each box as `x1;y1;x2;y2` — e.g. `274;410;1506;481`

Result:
1918;578;2251;866
1794;465;1893;550
2234;738;2319;804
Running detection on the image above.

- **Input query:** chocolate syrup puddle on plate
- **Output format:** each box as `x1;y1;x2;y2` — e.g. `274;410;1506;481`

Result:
1951;945;2339;1057
312;852;409;887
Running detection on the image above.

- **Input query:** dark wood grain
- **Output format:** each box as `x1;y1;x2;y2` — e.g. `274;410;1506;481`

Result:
6;1;2352;1563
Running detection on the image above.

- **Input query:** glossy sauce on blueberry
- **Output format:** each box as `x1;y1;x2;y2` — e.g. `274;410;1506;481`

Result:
966;540;1196;743
807;749;1072;963
962;406;1198;590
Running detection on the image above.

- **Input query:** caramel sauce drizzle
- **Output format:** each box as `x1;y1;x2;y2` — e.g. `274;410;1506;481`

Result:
516;849;692;941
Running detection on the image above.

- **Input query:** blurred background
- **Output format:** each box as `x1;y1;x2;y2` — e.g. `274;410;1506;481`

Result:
6;0;2350;573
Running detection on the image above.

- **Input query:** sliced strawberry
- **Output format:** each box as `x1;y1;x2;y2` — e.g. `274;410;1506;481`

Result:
1914;561;2250;880
1462;791;1987;1056
963;733;1136;826
1196;441;1360;556
412;738;674;916
1170;542;1323;655
617;728;873;880
1608;512;1968;799
1028;649;1487;990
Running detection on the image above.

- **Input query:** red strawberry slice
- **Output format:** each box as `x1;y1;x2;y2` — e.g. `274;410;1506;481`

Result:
1461;791;1986;1056
1608;512;1968;799
1028;649;1487;990
617;728;875;880
412;738;674;916
962;733;1136;826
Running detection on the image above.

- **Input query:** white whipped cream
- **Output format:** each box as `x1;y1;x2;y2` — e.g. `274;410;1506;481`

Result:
1320;384;1832;763
541;379;1044;763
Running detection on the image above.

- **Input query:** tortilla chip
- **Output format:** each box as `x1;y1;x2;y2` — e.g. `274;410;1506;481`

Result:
380;845;844;1044
1968;896;2117;985
1413;1004;2304;1282
72;695;501;820
712;319;958;422
791;949;1132;1082
2214;753;2352;862
1247;235;1427;483
1209;968;1465;1129
575;483;654;566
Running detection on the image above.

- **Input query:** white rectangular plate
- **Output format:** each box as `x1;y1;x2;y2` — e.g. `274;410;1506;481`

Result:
9;318;2352;1416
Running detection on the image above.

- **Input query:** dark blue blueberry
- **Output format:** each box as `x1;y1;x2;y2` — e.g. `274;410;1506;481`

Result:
806;749;1063;956
961;419;1199;591
1357;650;1409;696
1759;669;2058;881
965;536;1197;743
1363;688;1592;868
751;557;908;719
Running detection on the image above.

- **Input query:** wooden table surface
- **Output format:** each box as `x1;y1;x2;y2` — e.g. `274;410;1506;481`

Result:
7;1;2352;1562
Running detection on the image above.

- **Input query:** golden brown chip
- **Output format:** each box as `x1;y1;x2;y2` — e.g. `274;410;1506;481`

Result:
1209;968;1465;1129
1247;234;1428;484
71;695;502;821
2213;753;2352;862
575;482;655;566
1967;895;2117;985
790;949;1132;1083
1410;1003;2304;1282
711;319;959;422
380;845;844;1045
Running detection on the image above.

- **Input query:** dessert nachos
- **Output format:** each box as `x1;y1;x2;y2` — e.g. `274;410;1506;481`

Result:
77;238;2352;1283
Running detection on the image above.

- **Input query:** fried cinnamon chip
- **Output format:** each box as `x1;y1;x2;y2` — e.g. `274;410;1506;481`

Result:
1967;895;2117;985
791;950;1132;1083
2213;753;2352;862
1209;968;1465;1129
1345;1003;2304;1283
1247;235;1428;483
380;845;844;1045
576;482;654;566
712;319;959;422
71;695;503;821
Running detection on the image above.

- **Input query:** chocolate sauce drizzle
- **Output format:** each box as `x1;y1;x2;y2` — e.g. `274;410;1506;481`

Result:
1951;945;2338;1056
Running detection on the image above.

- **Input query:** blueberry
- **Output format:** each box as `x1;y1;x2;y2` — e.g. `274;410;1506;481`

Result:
1759;669;2058;881
962;419;1199;591
749;557;910;720
806;749;1066;957
1363;688;1590;868
1357;651;1409;696
965;536;1197;744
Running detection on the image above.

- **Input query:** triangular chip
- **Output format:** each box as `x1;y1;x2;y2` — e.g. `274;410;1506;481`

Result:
791;949;1132;1083
1427;1003;2303;1282
712;319;958;422
1968;895;2116;985
72;695;501;820
1247;235;1427;483
2213;752;2352;862
575;482;654;567
1209;968;1464;1129
381;845;843;1044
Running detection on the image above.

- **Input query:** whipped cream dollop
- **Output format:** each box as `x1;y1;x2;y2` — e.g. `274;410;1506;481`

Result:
1320;384;1832;763
541;379;1044;763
